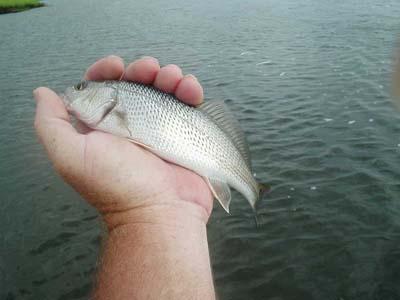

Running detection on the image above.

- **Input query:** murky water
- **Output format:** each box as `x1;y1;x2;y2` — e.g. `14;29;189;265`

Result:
1;0;400;299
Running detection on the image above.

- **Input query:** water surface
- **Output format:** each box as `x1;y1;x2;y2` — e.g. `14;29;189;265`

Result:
1;0;400;299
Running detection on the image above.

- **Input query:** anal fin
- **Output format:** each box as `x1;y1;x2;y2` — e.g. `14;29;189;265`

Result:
206;178;231;213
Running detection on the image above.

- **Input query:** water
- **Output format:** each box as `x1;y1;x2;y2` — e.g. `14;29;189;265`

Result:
1;0;400;299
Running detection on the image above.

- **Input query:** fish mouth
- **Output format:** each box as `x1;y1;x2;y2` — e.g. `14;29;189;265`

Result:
59;92;73;112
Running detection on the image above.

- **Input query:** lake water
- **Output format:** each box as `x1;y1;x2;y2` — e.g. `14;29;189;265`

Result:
1;0;400;299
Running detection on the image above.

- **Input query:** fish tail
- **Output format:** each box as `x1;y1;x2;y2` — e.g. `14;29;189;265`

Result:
250;183;270;227
254;213;260;228
254;182;271;208
258;182;271;197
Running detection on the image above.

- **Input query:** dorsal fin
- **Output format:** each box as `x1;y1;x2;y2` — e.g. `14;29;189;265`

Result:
197;100;252;169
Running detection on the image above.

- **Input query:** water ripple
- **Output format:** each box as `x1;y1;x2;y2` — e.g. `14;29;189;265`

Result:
2;0;400;299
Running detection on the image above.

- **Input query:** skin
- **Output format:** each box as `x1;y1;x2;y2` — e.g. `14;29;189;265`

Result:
33;55;216;299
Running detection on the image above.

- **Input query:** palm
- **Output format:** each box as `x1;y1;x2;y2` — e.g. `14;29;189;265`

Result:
81;130;212;214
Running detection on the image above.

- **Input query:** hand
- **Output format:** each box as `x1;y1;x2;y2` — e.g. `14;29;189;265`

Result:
34;56;213;227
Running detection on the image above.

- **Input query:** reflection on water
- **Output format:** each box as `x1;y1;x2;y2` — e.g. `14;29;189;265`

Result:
1;0;400;299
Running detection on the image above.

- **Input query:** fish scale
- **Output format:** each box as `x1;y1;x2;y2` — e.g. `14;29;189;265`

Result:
64;80;266;212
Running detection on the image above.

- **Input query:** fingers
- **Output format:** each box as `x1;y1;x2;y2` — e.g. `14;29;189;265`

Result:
84;55;125;81
175;75;203;106
88;55;204;106
153;64;183;93
34;87;83;177
123;56;160;84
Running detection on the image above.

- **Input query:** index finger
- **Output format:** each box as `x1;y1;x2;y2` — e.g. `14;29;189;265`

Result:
84;55;125;81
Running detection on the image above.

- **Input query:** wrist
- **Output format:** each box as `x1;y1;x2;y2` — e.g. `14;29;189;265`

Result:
101;198;210;232
94;197;216;300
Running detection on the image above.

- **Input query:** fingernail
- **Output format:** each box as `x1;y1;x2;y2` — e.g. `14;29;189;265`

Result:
141;56;159;64
107;55;123;62
185;74;198;81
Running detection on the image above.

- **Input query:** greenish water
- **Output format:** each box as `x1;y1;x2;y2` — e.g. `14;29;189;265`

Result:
1;0;400;299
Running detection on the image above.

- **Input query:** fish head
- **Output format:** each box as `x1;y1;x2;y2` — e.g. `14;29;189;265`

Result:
63;80;117;127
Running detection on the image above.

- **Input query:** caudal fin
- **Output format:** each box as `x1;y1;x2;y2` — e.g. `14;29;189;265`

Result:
258;182;271;197
251;182;271;227
251;182;271;210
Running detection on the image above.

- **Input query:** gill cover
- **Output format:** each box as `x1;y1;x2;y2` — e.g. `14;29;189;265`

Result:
66;81;118;127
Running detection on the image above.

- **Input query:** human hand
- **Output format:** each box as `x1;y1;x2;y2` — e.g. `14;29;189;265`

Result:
34;56;213;228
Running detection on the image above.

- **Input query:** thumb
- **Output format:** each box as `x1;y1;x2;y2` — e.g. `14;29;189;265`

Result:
33;87;84;178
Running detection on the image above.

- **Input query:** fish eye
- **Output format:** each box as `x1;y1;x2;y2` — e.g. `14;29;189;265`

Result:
74;80;88;91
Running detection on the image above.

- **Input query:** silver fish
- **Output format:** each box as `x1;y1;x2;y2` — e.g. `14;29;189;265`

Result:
63;80;269;212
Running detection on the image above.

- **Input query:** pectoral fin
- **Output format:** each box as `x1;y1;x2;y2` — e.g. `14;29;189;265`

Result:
206;178;231;213
127;138;153;151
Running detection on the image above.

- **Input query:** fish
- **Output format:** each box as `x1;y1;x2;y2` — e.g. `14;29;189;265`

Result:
63;80;269;213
